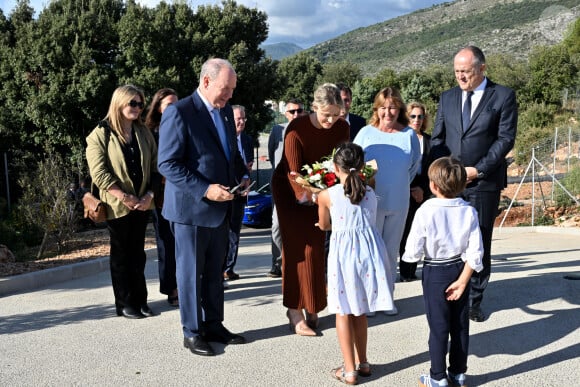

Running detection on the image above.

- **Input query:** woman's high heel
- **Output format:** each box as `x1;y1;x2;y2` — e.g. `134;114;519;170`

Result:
305;311;319;329
287;309;317;336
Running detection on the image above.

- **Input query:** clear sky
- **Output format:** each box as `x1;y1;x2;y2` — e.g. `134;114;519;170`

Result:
0;0;449;48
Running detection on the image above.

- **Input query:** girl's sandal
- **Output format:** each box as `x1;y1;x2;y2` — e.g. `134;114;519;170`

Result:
330;366;358;385
356;362;371;377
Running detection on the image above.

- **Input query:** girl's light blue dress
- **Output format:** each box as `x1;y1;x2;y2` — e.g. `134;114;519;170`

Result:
326;184;394;316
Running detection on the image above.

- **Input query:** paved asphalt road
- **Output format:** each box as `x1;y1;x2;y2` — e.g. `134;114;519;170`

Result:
1;226;579;386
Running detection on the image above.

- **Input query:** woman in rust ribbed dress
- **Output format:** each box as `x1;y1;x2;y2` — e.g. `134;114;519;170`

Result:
272;83;350;336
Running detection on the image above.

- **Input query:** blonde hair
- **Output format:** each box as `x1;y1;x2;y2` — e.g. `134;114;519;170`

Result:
312;83;343;110
105;85;146;144
406;101;431;133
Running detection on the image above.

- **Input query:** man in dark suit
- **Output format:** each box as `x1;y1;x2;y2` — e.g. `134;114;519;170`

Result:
431;45;517;322
158;58;249;356
337;83;366;140
223;105;254;282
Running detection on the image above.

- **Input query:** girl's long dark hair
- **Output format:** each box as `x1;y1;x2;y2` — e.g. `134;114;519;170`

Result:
334;142;366;204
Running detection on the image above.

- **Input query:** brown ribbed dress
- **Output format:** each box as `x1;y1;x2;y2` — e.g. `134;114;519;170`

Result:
271;114;349;314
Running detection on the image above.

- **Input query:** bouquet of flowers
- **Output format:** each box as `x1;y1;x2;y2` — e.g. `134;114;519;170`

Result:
294;153;377;193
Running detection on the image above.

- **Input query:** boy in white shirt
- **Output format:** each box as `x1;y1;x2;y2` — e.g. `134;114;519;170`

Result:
403;156;484;387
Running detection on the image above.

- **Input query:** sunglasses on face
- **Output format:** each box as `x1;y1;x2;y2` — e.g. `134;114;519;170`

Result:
287;108;304;115
128;100;144;109
409;114;424;119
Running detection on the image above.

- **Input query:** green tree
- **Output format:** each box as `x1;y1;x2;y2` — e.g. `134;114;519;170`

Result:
277;52;323;108
318;61;362;88
521;45;577;106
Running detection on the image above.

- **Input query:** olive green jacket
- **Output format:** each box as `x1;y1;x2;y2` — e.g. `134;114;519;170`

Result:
86;122;157;220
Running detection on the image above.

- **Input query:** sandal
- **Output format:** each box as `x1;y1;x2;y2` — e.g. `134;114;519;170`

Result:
330;366;358;385
356;362;371;377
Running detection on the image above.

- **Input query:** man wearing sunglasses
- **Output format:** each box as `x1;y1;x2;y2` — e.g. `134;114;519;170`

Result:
267;98;306;278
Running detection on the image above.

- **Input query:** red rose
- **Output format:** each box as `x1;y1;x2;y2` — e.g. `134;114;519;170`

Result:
324;172;338;187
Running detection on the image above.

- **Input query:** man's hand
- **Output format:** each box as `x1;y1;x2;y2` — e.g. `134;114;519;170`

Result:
410;186;424;203
465;167;478;183
205;184;234;201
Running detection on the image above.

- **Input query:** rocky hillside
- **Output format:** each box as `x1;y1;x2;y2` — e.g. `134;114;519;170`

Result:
306;0;580;76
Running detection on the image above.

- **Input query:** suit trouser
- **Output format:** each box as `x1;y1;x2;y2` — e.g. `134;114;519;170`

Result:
107;210;150;310
399;197;421;279
152;207;177;295
461;188;501;308
270;204;282;272
172;220;228;338
224;196;246;274
422;261;470;381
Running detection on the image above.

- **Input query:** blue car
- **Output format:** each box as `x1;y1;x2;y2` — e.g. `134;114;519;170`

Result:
242;183;272;228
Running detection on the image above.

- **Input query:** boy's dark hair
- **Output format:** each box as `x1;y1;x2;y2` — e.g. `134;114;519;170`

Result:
428;156;467;198
333;142;366;204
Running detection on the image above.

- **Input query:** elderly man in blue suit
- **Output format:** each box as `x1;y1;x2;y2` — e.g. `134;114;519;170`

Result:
431;45;517;323
158;58;249;356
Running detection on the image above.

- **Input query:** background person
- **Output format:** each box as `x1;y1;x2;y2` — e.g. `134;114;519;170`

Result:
353;86;421;316
271;83;349;336
336;83;366;140
158;58;249;357
267;98;306;278
399;101;432;282
145;87;179;306
430;45;517;323
86;84;158;319
223;105;254;283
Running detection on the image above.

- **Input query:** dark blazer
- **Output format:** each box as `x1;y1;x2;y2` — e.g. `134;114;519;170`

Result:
158;90;248;227
410;132;432;197
239;132;254;164
431;79;517;192
348;113;366;141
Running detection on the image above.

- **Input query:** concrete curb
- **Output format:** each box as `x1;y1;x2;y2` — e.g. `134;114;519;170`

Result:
0;248;156;297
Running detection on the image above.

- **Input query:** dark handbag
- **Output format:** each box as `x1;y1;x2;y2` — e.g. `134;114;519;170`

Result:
82;192;107;223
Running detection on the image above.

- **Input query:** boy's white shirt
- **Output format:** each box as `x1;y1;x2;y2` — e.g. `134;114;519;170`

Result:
402;197;484;272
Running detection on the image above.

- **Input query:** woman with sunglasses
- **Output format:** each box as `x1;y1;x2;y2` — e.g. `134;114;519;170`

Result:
399;101;432;282
86;84;159;319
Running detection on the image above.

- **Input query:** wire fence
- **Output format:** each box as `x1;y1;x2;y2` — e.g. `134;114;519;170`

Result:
501;126;580;227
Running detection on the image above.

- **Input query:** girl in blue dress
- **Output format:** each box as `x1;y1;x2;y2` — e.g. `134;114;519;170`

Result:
317;143;393;385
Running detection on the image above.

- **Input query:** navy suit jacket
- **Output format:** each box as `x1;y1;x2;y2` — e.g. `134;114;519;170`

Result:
239;132;254;164
431;79;517;192
158;90;248;227
348;113;366;141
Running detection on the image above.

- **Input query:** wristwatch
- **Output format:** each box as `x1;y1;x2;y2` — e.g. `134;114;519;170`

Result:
476;171;485;179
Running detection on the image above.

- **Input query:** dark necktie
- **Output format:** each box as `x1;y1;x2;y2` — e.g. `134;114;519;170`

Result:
212;108;230;160
462;91;474;132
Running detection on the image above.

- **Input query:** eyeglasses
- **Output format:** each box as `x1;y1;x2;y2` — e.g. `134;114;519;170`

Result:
235;117;247;122
287;108;304;115
128;100;144;109
409;114;425;120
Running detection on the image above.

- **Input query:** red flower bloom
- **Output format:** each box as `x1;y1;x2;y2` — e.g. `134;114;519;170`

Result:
324;172;338;187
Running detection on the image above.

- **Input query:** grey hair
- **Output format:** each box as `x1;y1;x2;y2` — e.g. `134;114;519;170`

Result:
199;58;236;84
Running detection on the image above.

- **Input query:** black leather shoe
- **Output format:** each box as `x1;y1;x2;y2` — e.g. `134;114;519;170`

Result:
121;306;145;319
469;307;485;322
140;305;157;317
204;327;246;345
183;336;215;356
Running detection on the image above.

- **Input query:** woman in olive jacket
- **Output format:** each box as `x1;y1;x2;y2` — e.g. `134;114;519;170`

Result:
86;84;158;319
